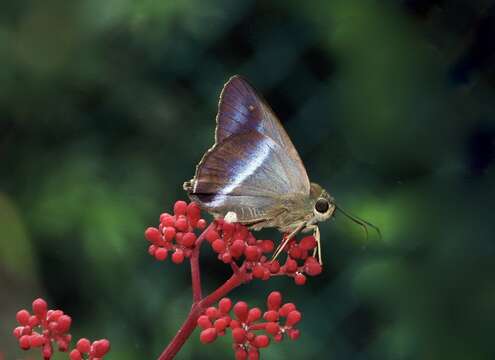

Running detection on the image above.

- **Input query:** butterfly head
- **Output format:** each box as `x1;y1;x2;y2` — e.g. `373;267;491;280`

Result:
309;182;335;223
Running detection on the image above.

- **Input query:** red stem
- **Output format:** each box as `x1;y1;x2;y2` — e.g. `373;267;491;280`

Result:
157;227;250;360
248;323;268;331
190;223;215;302
156;304;203;360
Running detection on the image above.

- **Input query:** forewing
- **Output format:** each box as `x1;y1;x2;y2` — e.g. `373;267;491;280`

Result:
187;131;297;222
215;75;310;195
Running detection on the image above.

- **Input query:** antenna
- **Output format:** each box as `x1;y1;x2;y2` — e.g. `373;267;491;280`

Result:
335;204;382;240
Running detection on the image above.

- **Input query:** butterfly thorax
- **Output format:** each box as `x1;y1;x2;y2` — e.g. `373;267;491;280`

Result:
246;183;335;233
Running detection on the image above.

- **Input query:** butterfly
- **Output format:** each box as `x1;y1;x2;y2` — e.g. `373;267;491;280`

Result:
184;75;379;264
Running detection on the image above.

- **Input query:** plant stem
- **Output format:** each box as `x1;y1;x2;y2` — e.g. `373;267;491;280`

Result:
157;227;250;360
190;223;215;302
157;304;203;360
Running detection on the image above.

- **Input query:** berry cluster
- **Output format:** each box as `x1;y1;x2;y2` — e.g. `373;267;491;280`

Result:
205;219;274;266
198;292;301;360
13;298;110;360
145;201;323;286
205;218;323;285
69;338;110;360
145;201;207;263
143;200;325;360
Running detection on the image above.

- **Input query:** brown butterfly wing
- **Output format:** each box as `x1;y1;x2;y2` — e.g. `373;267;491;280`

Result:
187;130;302;222
215;76;310;195
184;75;310;223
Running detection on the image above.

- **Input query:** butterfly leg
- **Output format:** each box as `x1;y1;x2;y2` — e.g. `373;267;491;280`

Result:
270;222;305;262
314;225;322;265
305;224;322;265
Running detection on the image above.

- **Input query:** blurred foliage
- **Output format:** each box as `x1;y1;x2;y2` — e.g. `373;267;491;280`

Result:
1;0;495;359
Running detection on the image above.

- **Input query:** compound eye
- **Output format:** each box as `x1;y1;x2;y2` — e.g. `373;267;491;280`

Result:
315;198;329;214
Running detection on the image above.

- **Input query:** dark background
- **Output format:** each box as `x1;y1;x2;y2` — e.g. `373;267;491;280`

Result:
1;0;495;359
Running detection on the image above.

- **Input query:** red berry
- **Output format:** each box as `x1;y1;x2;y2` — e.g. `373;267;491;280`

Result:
212;239;226;253
206;229;219;242
148;244;156;256
93;339;111;357
300;236;317;250
305;258;322;276
294;273;306;285
57;337;70;351
288;328;300;340
29;333;45;347
48;321;58;332
247;308;261;323
253;334;270;348
154;243;168;261
161;214;175;227
145;227;161;243
76;338;91;353
163;227;176;241
171;250;185;264
205;307;218;318
222;315;232;326
182;232;197;247
263;310;279;322
222;221;235;234
279;303;296;317
235;349;248;360
21;325;32;336
16;309;30;326
268;260;280;273
265;322;279;335
13;326;23;338
175;216;188;232
221;252;232;263
286;310;302;326
32;298;47;318
248;348;260;360
173;201;188;216
42;342;53;358
70;349;82;360
230;239;246;258
57;314;72;333
197;315;212;329
267;292;282;310
28;315;39;327
260;240;274;253
244;245;261;261
187;202;201;221
235;226;248;240
154;247;168;261
214;318;227;332
197;219;207;229
200;328;217;344
233;301;249;321
262;268;271;280
218;298;232;313
252;265;265;279
285;258;298;273
232;327;246;343
19;335;30;349
289;245;302;259
230;319;241;329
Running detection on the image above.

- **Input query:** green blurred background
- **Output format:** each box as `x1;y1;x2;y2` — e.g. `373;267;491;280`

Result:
2;0;495;359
